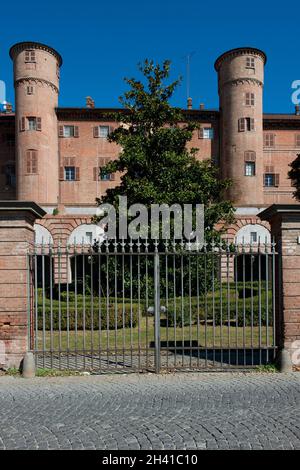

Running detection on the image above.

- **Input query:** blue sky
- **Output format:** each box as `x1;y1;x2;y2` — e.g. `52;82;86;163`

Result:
1;0;300;112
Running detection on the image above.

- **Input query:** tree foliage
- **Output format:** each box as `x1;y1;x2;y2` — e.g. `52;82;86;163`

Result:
95;59;234;240
288;154;300;201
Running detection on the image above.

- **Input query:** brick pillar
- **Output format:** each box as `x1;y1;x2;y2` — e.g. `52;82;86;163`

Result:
0;201;46;369
259;204;300;369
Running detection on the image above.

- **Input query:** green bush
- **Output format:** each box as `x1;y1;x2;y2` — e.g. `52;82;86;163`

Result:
37;304;138;331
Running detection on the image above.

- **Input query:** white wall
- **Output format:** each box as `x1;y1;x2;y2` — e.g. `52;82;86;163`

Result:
68;224;104;244
235;224;271;244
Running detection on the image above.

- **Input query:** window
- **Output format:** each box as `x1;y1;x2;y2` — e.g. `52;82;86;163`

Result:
246;57;255;68
94;125;110;138
23;117;41;131
64;166;76;181
28;117;37;130
93;165;115;181
2;164;15;187
245;93;255;106
238;117;255;132
295;134;300;147
244;151;256;162
59;125;79;138
245;162;256;176
27;86;34;95
26;150;38;174
86;232;93;244
264;133;275;147
25;50;36;63
199;127;214;139
264;173;280;187
250;232;257;243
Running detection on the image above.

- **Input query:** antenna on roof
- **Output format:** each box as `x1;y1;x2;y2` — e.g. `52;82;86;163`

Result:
182;52;196;103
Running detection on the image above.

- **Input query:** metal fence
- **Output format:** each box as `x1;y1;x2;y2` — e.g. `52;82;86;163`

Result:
27;239;277;372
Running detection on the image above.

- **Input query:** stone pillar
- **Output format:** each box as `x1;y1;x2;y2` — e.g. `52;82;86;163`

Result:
0;201;45;369
259;204;300;369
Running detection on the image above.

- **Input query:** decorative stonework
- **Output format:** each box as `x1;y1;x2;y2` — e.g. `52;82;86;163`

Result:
222;77;263;89
15;77;59;94
214;47;267;71
9;41;62;66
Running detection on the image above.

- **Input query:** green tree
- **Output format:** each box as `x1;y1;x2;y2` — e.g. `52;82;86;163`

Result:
288;154;300;201
95;59;234;241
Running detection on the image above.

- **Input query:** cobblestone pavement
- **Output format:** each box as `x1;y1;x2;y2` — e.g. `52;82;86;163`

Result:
0;372;299;450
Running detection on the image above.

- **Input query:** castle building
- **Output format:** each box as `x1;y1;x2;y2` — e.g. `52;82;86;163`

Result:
1;42;300;252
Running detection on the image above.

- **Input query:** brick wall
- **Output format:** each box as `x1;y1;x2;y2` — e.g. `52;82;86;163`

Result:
0;202;45;369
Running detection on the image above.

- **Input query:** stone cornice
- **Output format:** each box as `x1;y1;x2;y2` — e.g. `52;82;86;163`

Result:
221;77;263;89
9;41;62;66
15;77;59;94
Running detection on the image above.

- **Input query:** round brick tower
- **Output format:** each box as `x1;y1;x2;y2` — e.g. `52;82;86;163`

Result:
9;42;62;205
215;47;267;206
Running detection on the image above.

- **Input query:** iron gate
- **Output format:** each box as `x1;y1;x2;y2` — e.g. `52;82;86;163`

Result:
27;239;277;372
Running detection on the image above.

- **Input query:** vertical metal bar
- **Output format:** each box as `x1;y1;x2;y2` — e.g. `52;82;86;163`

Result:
26;253;31;352
226;242;231;367
173;244;177;368
272;240;276;360
74;245;78;370
235;245;239;366
181;251;184;367
196;251;200;369
98;252;102;372
91;250;94;370
114;241;118;369
121;242;125;370
66;244;70;370
242;239;246;366
258;240;262;365
212;243;216;366
250;240;254;366
106;246;110;370
129;241;133;369
145;242;149;369
204;243;208;368
49;244;53;369
219;244;223;368
41;243;46;368
265;239;269;363
82;241;86;370
137;242;141;371
34;246;38;361
188;249;192;368
58;241;62;369
154;250;161;374
165;244;169;370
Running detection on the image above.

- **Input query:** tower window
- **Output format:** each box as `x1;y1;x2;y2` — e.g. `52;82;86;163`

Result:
264;133;275;147
244;151;256;162
250;232;257;243
25;50;36;63
26;150;38;174
245;93;255;106
199;127;214;139
246;57;255;68
27;85;34;95
238;117;255;132
245;162;256;176
26;117;41;131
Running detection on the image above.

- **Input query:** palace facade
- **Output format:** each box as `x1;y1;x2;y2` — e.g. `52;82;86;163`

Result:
1;42;300;253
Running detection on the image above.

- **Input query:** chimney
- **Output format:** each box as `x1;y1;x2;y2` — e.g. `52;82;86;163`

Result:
296;104;300;116
187;97;192;110
199;103;205;110
86;96;95;109
4;103;13;113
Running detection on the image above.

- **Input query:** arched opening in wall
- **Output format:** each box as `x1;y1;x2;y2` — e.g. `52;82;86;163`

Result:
68;224;104;245
234;224;271;282
34;224;54;288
